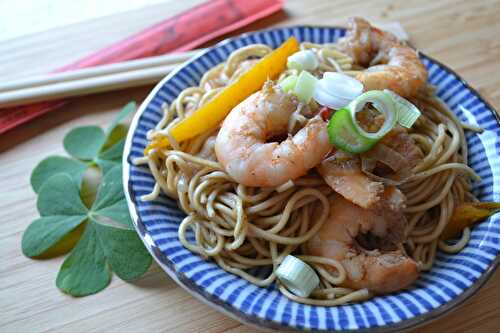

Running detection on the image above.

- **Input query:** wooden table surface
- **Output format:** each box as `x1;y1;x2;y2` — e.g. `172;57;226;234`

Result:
1;0;500;332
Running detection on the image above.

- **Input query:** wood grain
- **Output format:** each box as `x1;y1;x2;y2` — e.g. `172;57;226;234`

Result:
1;0;499;332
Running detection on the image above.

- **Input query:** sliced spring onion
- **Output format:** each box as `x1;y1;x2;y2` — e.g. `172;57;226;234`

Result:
327;107;378;153
313;72;363;110
385;89;421;128
276;255;319;298
293;71;318;103
279;74;298;93
348;90;398;140
287;50;319;71
322;72;364;99
313;80;352;109
327;90;421;154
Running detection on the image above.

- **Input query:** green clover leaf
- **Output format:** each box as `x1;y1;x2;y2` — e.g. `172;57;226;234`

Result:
37;174;89;216
102;101;136;151
22;174;89;258
96;139;126;175
62;102;136;163
31;156;87;193
22;215;87;258
56;223;111;296
64;126;106;160
95;102;136;174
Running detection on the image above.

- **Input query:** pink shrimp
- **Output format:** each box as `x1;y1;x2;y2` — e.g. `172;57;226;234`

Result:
306;192;419;294
318;149;383;209
215;82;331;187
338;17;428;98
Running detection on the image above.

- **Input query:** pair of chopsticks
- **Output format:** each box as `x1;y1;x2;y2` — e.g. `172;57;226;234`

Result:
0;49;202;108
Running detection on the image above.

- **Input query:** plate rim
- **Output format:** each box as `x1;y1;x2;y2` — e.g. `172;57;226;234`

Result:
122;25;500;332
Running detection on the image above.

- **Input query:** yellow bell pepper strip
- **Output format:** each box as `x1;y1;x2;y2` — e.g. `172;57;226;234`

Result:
440;202;500;240
145;37;300;154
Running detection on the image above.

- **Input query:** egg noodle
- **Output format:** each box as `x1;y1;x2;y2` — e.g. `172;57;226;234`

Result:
134;42;480;305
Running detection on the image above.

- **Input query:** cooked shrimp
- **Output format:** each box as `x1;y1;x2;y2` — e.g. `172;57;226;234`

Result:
215;82;331;187
318;149;383;208
307;193;418;293
338;17;428;98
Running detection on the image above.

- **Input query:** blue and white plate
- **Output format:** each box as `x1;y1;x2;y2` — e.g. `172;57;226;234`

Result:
123;26;500;332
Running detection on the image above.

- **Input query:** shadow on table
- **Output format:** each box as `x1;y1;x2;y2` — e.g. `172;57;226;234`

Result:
129;262;177;290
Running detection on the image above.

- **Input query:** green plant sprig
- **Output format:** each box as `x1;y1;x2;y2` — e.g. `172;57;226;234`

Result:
22;102;152;296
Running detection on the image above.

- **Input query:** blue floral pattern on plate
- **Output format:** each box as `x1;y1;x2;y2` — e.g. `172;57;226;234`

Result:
123;26;500;332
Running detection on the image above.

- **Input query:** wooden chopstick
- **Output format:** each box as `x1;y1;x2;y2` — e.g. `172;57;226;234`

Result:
0;49;203;108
